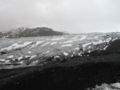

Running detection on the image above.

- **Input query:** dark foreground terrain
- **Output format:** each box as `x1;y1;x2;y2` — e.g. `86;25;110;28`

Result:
0;62;120;90
0;39;120;90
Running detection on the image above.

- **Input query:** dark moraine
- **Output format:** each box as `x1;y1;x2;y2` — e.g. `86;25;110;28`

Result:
0;40;120;90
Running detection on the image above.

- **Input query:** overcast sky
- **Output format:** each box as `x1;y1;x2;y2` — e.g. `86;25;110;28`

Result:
0;0;120;33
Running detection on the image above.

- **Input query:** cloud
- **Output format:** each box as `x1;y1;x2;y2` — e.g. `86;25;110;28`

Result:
0;0;120;33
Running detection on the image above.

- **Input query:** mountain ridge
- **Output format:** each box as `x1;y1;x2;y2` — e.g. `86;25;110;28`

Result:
0;27;65;38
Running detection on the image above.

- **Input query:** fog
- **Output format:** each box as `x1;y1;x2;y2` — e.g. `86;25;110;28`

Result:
0;0;120;33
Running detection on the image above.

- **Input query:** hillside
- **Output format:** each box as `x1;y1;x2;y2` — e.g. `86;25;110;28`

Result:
0;27;65;38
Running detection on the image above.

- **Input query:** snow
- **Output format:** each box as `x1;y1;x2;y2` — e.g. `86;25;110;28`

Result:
36;41;44;45
103;46;108;50
31;41;44;47
30;55;37;60
50;42;57;45
18;61;24;64
63;52;69;56
28;51;32;54
31;60;39;65
51;37;65;41
0;34;119;66
44;50;50;54
64;40;74;44
25;55;30;58
54;56;60;58
88;50;91;53
106;37;112;42
0;59;5;62
94;36;99;39
82;43;91;48
61;44;73;47
4;60;10;63
41;42;50;47
111;83;120;88
92;40;104;45
80;35;87;41
74;47;80;50
7;55;14;58
18;56;23;61
90;82;120;90
1;41;32;51
78;52;82;56
87;46;92;49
